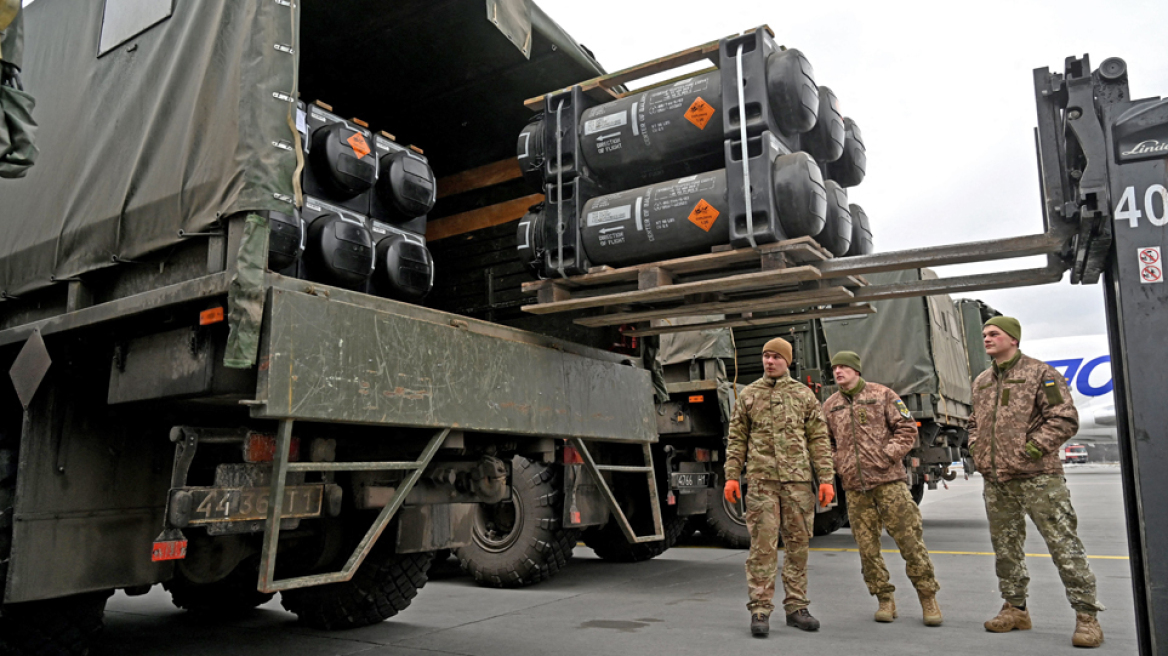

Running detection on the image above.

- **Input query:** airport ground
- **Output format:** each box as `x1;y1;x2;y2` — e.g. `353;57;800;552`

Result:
96;465;1136;655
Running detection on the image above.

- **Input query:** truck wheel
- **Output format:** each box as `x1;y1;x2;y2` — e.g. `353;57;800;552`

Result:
164;556;275;614
0;590;111;656
703;474;751;549
455;455;578;588
0;445;14;594
280;541;431;630
582;506;687;562
813;486;848;536
910;481;925;505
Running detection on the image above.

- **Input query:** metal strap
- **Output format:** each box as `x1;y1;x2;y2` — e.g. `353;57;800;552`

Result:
570;438;664;544
258;423;449;593
736;43;759;249
554;98;567;279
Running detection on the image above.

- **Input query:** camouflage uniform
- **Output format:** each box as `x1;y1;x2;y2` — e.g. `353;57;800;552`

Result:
726;374;833;616
969;351;1103;615
823;379;939;597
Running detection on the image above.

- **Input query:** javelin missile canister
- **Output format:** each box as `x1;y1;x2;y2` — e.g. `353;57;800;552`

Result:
518;48;820;190
522;152;829;269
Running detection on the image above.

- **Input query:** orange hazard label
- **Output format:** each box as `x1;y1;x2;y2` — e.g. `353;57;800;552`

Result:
687;199;720;232
347;132;371;159
684;96;715;130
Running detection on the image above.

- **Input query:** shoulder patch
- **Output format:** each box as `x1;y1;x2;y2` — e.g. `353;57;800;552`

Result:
894;398;912;420
1042;378;1064;405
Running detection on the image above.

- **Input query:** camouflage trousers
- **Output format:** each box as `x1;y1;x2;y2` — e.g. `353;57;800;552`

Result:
983;474;1104;614
744;480;815;616
847;481;940;597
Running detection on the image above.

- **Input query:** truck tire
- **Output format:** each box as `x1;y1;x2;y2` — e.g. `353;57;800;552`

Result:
280;541;431;630
813;486;848;536
910;481;925;505
704;474;751;549
0;591;111;656
454;455;577;588
0;446;14;594
164;556;275;614
582;506;687;562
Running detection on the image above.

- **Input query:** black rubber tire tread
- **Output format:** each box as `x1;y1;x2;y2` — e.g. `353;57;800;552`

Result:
164;557;275;614
813;484;848;536
910;481;926;505
704;474;751;549
0;591;110;656
280;545;431;630
582;507;687;563
455;455;578;588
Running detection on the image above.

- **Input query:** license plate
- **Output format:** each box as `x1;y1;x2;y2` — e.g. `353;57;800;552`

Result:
670;472;711;490
182;485;324;524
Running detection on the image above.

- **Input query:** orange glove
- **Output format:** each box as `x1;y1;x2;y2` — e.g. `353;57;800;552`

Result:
724;479;741;504
818;483;835;508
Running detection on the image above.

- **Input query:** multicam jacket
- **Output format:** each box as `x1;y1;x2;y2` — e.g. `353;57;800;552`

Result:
724;375;834;483
968;352;1079;483
823;380;918;492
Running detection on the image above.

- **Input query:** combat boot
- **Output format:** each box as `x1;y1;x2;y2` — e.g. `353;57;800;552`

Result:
919;592;942;627
874;593;897;622
786;608;820;632
984;601;1031;633
750;613;769;637
1072;613;1103;648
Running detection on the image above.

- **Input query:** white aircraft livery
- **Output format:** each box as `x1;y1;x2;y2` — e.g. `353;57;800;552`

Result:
1021;335;1116;442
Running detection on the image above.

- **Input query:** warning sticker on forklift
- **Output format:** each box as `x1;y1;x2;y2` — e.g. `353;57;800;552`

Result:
587;205;632;227
687;199;719;232
684;97;715;130
347;132;371;159
1138;246;1163;284
584;111;628;135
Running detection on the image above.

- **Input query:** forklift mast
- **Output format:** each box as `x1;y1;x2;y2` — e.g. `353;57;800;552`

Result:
1034;54;1168;656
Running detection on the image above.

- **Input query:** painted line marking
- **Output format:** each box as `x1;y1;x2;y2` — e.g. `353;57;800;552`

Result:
806;547;1128;560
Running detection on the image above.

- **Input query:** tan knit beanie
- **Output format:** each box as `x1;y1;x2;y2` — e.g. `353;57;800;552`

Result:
762;337;793;364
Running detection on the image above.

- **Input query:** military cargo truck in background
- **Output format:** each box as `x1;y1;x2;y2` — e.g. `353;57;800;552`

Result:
671;270;1000;547
0;2;672;653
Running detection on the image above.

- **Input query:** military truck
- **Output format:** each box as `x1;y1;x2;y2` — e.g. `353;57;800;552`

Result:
0;2;671;653
677;269;998;547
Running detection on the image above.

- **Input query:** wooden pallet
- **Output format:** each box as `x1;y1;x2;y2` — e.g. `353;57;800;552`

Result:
520;237;872;332
523;26;774;111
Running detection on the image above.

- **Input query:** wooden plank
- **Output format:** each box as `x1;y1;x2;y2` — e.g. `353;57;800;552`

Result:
615;67;718;99
623;305;876;337
521;266;823;315
437;158;523;200
522;242;797;293
574;286;855;328
524;39;721;111
638;267;674;290
425;194;543;242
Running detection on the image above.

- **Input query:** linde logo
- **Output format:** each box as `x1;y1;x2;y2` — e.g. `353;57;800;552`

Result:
1120;139;1168;158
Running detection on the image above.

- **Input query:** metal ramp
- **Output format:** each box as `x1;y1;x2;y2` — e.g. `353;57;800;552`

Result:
257;421;449;593
570;438;664;543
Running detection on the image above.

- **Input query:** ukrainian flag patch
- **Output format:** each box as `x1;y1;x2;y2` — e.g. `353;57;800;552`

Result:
1042;378;1063;405
894;398;912;420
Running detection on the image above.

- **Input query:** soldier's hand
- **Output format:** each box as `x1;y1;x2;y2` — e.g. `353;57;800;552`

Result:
818;483;835;507
724;479;741;504
1023;441;1043;461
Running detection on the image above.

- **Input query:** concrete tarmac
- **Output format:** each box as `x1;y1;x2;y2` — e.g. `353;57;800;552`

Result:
97;465;1137;655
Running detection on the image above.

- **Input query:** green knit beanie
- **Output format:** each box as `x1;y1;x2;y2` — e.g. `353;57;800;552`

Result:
830;350;862;374
984;316;1022;342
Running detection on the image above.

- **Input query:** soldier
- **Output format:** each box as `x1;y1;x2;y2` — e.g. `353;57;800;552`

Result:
969;316;1104;648
723;337;835;637
822;351;942;626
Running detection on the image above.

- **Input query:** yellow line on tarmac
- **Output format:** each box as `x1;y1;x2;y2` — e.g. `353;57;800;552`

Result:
809;547;1128;560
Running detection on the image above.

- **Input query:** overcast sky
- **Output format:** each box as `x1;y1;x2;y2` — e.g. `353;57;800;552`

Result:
537;0;1168;341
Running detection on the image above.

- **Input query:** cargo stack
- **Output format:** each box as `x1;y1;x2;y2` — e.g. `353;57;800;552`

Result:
515;28;873;280
270;101;437;302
